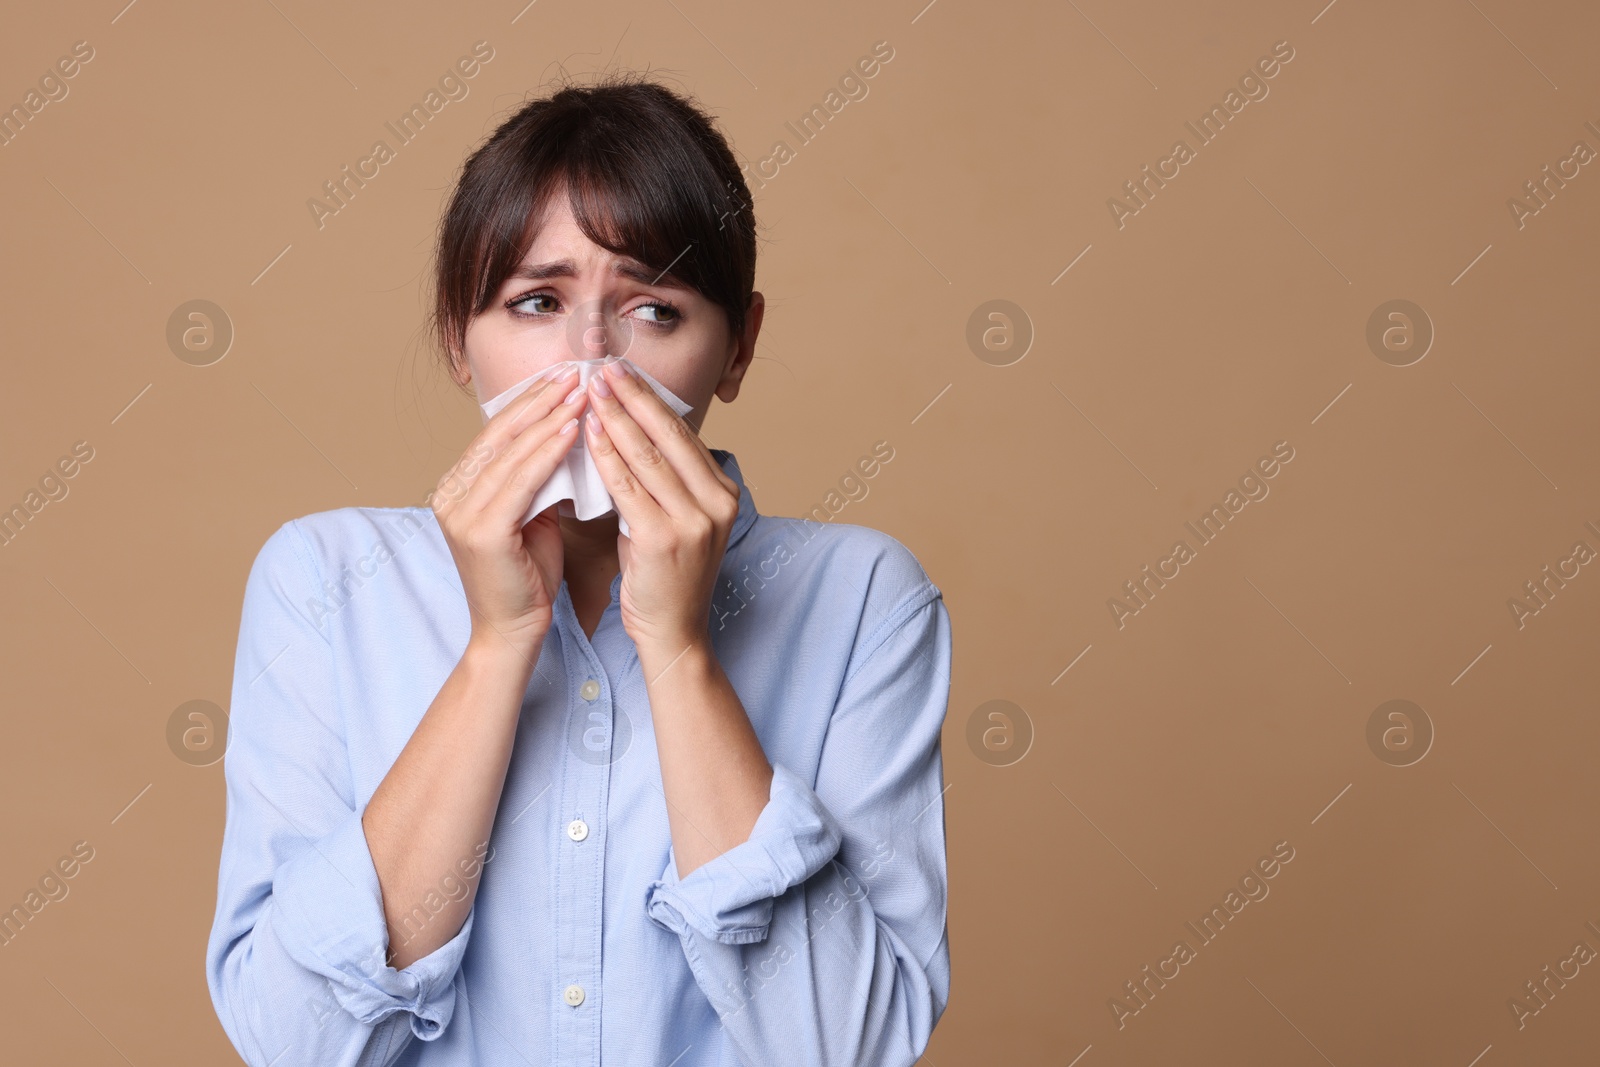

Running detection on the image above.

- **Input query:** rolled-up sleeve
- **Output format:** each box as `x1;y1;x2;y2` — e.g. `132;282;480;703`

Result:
645;763;844;945
643;577;953;1067
269;806;475;1033
205;520;474;1067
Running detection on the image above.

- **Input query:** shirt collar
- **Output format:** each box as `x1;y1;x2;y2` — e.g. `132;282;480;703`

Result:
714;447;760;553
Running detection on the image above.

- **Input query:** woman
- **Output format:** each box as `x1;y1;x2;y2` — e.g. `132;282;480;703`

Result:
206;74;952;1066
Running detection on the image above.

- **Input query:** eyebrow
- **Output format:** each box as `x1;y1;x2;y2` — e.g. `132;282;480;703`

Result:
508;257;690;290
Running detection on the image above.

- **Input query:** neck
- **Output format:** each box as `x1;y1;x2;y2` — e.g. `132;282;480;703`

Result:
560;512;622;591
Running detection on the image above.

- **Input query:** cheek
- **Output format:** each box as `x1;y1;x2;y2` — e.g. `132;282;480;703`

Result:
622;355;698;406
464;315;574;397
624;326;726;404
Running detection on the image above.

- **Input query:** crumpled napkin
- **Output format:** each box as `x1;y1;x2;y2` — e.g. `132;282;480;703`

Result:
477;355;694;537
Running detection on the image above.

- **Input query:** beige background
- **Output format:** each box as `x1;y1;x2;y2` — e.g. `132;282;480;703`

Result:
2;0;1598;1063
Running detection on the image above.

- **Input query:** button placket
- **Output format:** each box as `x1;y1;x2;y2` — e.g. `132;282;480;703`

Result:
552;617;614;1056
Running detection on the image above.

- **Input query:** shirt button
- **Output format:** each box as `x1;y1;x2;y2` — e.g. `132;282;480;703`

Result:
567;819;589;842
580;678;601;701
563;984;585;1006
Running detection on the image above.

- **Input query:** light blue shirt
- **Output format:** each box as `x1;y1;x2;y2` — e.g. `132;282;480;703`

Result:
206;448;952;1066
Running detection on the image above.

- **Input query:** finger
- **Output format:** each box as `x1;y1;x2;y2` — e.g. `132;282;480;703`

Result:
476;396;592;531
599;360;737;503
584;407;665;537
484;366;574;439
469;366;585;478
467;378;590;525
444;375;588;524
436;370;577;520
436;369;573;516
586;363;704;521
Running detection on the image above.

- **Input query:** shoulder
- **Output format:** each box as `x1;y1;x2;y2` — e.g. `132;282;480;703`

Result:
247;506;440;585
742;513;945;662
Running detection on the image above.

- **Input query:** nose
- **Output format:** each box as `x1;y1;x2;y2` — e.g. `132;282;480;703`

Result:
566;297;635;362
580;310;608;355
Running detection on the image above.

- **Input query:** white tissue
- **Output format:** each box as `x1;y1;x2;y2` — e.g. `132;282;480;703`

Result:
477;355;695;537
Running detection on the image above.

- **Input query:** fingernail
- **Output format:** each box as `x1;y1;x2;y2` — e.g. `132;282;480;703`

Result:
590;373;613;398
586;411;604;434
565;382;585;404
559;416;579;435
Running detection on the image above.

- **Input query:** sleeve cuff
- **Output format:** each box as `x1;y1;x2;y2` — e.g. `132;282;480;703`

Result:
270;806;474;1041
644;763;843;945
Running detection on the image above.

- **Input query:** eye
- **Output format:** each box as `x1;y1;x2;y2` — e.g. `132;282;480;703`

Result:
507;291;558;317
631;300;681;327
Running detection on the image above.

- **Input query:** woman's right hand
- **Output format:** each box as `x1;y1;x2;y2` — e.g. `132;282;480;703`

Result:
431;367;590;658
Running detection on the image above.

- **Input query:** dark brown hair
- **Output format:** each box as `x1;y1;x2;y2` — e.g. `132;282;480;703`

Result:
429;72;758;382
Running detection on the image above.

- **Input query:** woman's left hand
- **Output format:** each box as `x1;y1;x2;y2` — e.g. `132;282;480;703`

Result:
584;359;741;659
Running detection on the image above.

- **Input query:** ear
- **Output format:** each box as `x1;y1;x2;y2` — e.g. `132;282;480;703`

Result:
714;291;764;404
446;339;472;389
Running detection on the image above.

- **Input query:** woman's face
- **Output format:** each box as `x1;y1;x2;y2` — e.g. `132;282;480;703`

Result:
454;190;762;433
